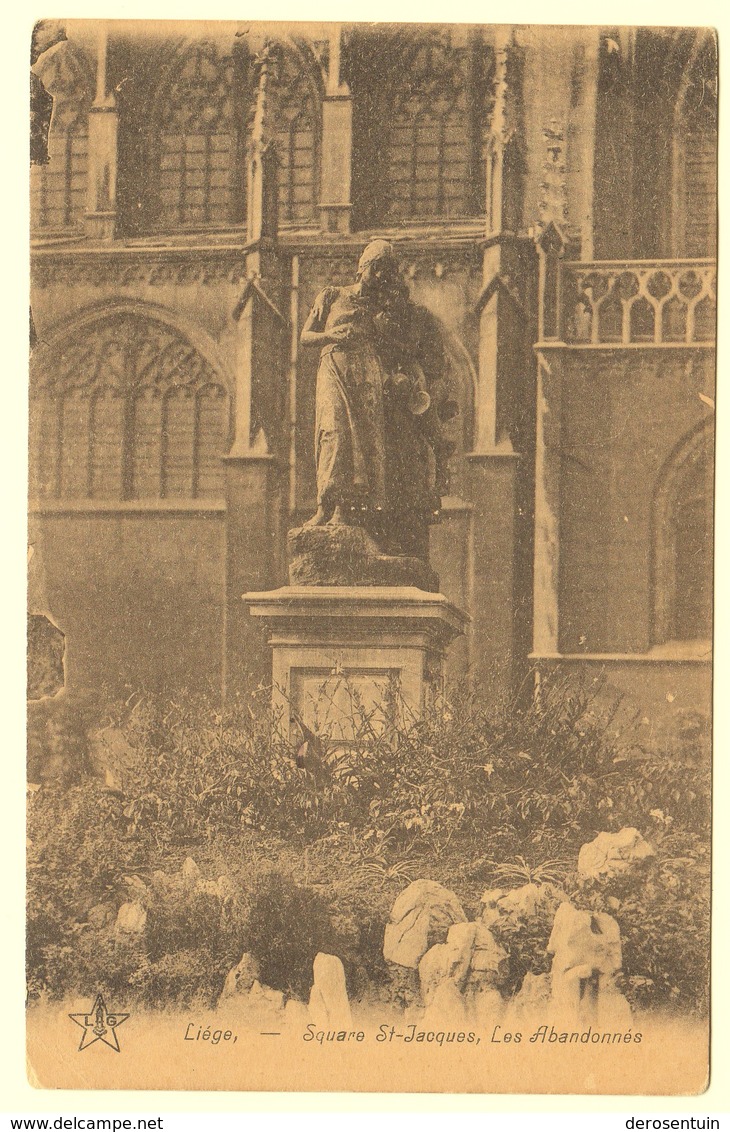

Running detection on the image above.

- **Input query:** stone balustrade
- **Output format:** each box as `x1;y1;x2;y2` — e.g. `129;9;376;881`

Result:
558;259;716;346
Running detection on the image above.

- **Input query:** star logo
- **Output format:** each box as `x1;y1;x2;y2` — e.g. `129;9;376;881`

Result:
69;994;129;1052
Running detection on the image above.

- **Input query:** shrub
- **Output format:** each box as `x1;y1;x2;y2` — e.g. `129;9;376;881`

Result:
112;673;711;865
27;779;143;999
27;695;96;786
115;694;336;845
128;949;230;1010
577;830;711;1015
238;871;343;1000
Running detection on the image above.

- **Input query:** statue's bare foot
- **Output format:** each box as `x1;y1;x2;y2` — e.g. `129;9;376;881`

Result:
326;505;348;526
303;506;329;528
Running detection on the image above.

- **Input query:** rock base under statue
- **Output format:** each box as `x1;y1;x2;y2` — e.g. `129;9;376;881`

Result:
287;523;439;592
244;586;469;743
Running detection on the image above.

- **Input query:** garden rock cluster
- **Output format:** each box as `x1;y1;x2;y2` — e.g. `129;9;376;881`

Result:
418;917;507;1027
212;827;652;1031
380;827;652;1028
87;829;653;1031
219;950;351;1033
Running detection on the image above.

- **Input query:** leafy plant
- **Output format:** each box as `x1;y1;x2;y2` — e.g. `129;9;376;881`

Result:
354;856;416;887
480;856;573;888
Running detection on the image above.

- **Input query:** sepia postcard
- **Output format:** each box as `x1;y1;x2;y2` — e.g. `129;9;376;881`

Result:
26;18;716;1095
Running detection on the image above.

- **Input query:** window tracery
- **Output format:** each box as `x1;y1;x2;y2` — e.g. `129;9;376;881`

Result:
348;27;493;226
385;29;485;222
122;38;251;233
30;44;93;232
30;313;231;502
275;45;319;226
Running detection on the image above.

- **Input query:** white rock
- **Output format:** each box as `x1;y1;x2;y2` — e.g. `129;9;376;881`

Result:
236;973;285;1027
505;971;553;1023
422;977;467;1028
383;880;467;969
122;874;148;899
181;857;202;883
498;882;567;921
480;882;566;925
578;828;655;882
419;919;509;1010
548;902;628;1024
284;998;310;1030
219;953;261;1003
466;985;505;1029
480;888;508;927
418;923;475;1006
249;980;284;1012
470;921;509;975
308;953;352;1029
115;901;147;934
222;979;286;1029
548;902;622;976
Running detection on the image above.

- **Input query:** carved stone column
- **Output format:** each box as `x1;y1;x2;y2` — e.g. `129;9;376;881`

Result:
319;26;353;233
568;30;600;260
485;27;524;240
468;233;536;694
85;23;117;240
464;28;537;695
224;43;289;702
246;42;279;245
531;223;566;660
531;349;563;660
476;26;532;453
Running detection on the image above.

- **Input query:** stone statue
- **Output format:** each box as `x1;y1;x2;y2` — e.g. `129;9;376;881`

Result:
291;239;456;588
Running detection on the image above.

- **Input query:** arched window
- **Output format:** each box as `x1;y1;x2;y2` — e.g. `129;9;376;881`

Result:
30;43;93;233
672;33;717;258
120;38;250;234
653;422;713;645
29;311;231;502
349;28;493;228
275;44;320;227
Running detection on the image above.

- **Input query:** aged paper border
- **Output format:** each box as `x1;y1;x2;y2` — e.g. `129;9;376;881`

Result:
5;0;730;1116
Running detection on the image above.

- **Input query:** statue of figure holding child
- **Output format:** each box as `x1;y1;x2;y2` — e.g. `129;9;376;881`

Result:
291;239;456;587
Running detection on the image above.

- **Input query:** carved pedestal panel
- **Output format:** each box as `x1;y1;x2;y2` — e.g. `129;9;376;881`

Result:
244;586;468;742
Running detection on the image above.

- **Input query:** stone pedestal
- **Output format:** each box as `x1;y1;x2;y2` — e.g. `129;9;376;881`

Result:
244;586;469;742
287;523;439;591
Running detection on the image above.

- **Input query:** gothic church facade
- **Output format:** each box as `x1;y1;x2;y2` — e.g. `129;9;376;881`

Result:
29;23;716;726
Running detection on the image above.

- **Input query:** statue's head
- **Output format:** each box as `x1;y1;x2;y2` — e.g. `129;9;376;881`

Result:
357;239;399;297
